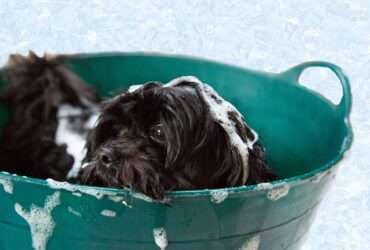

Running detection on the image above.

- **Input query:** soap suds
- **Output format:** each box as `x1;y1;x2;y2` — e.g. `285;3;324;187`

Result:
210;189;229;204
72;192;82;197
256;182;274;190
47;178;116;199
132;192;154;202
101;209;117;217
153;227;168;250
55;104;100;179
108;196;124;203
267;184;290;201
67;206;81;217
15;192;61;250
128;84;143;92
240;235;261;250
108;196;131;207
0;178;13;194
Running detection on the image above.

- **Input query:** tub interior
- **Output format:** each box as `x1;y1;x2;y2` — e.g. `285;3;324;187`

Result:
0;53;349;180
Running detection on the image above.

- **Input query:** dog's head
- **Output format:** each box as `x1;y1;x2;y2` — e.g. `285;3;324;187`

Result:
1;52;99;121
79;76;273;200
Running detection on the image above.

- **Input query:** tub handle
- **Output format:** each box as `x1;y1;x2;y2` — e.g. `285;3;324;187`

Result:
280;61;352;118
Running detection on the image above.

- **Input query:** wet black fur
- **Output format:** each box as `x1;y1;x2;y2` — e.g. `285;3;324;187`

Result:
0;53;100;180
78;81;276;200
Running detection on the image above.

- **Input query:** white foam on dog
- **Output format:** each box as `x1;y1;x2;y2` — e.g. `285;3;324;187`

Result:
153;227;168;250
240;235;261;250
128;84;143;93
166;76;258;183
55;104;100;179
0;178;13;194
14;192;61;250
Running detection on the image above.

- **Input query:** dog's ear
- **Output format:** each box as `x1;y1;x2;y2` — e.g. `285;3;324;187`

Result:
82;113;111;164
81;110;118;163
56;65;100;104
2;52;99;105
81;94;126;165
161;114;246;189
227;111;277;183
247;142;277;184
7;53;30;67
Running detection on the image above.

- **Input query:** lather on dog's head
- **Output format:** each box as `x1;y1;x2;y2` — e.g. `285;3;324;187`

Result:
79;77;276;200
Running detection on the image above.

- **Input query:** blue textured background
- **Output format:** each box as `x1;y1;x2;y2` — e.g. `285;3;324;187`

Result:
0;1;369;249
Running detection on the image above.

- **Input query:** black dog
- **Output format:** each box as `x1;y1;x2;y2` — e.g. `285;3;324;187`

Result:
78;76;276;200
0;52;100;181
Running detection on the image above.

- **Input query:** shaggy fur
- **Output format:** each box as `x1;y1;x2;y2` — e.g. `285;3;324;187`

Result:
78;80;276;200
0;52;100;181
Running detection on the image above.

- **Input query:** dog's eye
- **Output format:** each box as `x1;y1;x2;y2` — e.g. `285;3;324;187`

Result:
150;124;165;143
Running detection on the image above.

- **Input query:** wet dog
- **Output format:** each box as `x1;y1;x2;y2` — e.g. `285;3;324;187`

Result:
0;52;100;181
78;76;276;200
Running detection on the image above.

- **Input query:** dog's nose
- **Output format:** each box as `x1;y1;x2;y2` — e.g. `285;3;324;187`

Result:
99;150;113;167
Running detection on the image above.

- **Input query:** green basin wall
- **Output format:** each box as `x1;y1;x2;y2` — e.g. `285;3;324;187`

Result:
0;53;352;250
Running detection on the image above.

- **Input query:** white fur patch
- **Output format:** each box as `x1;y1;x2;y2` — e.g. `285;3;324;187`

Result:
55;104;100;179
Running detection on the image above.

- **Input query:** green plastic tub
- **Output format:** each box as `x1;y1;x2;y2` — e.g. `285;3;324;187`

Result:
0;53;352;250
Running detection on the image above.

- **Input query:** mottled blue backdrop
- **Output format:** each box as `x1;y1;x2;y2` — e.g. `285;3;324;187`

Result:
0;1;369;249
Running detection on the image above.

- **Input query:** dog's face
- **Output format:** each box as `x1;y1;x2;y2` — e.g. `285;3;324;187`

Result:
79;80;255;200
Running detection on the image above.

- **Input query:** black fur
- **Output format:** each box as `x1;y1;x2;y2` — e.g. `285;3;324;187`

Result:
78;81;276;200
0;52;100;180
